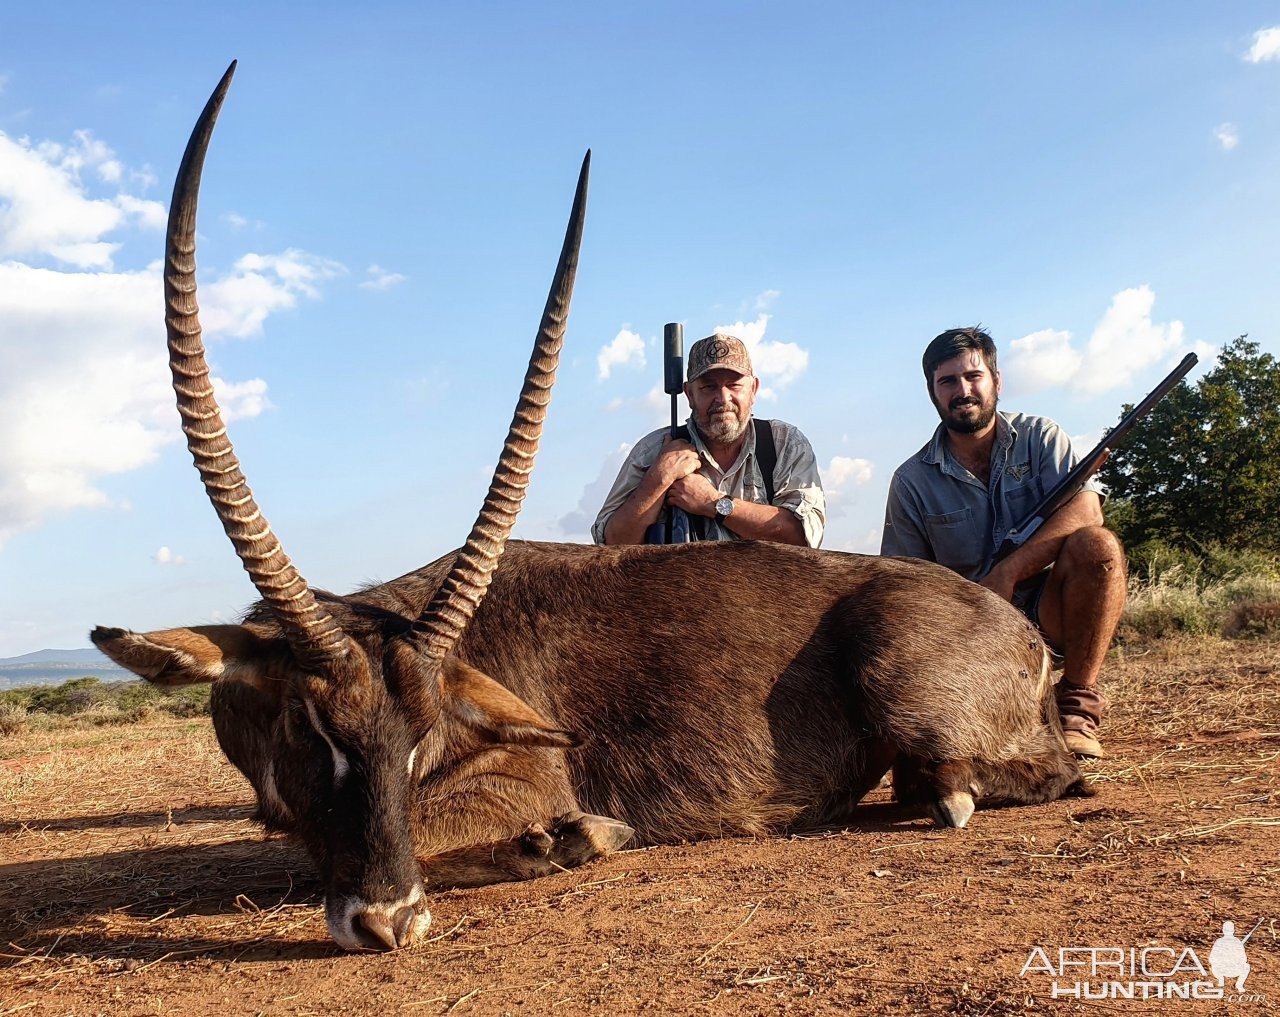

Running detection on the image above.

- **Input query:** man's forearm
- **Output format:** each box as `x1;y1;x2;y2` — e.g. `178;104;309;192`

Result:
601;472;671;545
722;499;807;546
990;491;1105;585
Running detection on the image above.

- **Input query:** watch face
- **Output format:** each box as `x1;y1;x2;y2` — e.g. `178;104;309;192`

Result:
716;496;734;517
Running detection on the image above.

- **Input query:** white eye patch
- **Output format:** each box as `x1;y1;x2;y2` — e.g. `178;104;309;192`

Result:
304;697;350;786
407;746;418;777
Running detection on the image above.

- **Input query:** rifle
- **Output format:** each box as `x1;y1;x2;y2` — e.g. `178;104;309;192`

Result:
644;323;691;544
989;352;1199;566
1239;918;1265;946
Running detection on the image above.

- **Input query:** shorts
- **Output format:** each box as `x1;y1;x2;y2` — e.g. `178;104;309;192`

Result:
1011;569;1065;669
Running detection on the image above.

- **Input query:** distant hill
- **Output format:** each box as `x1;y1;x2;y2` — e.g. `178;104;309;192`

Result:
0;648;132;689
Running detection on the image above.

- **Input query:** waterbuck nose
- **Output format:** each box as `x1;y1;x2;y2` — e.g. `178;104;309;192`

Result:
355;904;425;951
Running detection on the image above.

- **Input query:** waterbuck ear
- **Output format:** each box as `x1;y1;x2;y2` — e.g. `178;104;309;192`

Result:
442;658;579;749
90;624;289;690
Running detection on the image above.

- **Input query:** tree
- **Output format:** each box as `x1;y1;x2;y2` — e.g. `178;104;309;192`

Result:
1100;336;1280;554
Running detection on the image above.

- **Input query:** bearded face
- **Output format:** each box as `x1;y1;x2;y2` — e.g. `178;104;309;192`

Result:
929;351;1000;436
687;368;758;446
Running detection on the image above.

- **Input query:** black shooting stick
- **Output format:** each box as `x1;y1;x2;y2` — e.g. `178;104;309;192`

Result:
640;322;685;547
995;352;1199;562
664;322;684;437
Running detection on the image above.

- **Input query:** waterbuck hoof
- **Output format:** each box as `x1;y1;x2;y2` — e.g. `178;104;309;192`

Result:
347;902;432;952
930;791;976;829
518;823;555;858
551;810;636;863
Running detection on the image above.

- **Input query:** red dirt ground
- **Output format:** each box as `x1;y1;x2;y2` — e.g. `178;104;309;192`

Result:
1;638;1277;1015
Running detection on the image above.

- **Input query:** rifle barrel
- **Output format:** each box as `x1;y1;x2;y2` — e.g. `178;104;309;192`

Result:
1003;352;1199;548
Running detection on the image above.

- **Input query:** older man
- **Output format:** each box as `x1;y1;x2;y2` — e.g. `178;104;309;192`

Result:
593;333;824;547
881;326;1127;758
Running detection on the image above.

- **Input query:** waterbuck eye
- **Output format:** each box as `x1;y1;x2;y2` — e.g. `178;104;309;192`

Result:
304;697;351;787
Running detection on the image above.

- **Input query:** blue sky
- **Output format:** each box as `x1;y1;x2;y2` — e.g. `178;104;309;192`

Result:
1;4;1277;656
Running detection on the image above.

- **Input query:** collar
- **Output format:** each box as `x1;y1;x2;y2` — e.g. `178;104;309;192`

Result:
923;412;1018;476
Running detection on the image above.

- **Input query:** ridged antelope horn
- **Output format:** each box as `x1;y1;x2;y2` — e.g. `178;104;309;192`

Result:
412;152;590;661
166;62;353;669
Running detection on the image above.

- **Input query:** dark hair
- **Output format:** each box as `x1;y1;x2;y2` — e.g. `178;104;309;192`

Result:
922;326;998;385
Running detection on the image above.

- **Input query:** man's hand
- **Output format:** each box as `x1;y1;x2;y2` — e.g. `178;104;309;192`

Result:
978;565;1017;603
666;472;720;516
600;434;706;545
652;435;701;487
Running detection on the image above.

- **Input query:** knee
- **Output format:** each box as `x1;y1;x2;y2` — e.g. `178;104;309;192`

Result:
1062;526;1127;580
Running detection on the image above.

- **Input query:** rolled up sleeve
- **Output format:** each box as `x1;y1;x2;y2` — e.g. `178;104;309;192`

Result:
771;425;826;548
590;433;664;544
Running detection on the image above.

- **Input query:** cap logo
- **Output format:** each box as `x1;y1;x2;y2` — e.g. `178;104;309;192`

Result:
707;338;731;361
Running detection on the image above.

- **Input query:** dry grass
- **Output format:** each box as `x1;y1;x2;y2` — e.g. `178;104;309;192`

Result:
1105;636;1280;742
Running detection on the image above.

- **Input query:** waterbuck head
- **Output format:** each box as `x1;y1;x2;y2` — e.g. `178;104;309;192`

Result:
90;62;588;951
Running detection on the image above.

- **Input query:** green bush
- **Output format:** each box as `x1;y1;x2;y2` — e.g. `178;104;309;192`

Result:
1120;544;1280;643
0;678;212;722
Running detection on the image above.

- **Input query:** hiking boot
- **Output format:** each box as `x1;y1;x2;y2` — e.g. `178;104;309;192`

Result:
1056;682;1110;759
1062;723;1105;759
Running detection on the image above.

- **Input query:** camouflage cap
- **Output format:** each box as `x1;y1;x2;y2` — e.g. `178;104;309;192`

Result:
686;334;753;381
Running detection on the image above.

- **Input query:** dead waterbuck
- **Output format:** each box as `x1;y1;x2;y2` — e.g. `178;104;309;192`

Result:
92;64;1084;953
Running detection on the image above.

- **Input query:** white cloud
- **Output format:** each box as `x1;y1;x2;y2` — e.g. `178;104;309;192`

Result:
826;456;874;489
1003;287;1187;399
711;313;809;400
1075;287;1186;395
1004;328;1083;393
597;328;646;380
361;264;407;291
0;130;164;268
214;376;273;421
557;443;631;539
822;455;875;519
224;211;249;231
153;546;186;566
1244;26;1280;63
1214;123;1239;151
754;289;781;311
202;249;345;338
0;128;342;550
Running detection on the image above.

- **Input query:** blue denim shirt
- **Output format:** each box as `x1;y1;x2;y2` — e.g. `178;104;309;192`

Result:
880;412;1104;582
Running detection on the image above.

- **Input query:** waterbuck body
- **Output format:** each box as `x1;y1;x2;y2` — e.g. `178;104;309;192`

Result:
91;64;1083;953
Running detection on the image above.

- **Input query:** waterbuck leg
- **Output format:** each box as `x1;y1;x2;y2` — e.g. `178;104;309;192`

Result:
210;679;294;831
928;759;978;829
890;754;931;806
419;810;635;888
892;756;977;829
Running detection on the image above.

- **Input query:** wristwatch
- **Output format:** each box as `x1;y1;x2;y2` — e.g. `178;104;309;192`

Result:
714;496;735;524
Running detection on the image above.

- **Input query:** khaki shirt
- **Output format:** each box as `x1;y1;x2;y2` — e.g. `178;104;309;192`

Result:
880;411;1105;581
591;417;826;548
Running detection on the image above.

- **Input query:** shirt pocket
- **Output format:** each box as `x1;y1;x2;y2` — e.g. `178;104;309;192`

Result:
1002;478;1047;541
1004;481;1041;523
924;507;981;576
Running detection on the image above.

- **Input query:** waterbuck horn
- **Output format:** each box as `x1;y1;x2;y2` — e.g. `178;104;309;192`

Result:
412;152;590;662
166;61;354;669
